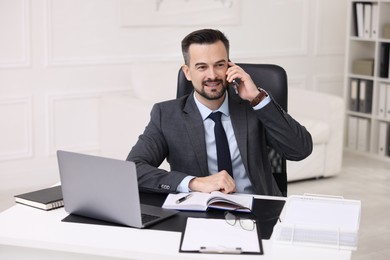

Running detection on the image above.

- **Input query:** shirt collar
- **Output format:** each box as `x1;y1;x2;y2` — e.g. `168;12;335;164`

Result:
193;91;230;121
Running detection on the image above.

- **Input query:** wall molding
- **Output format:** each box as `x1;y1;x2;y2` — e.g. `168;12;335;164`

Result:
0;96;33;161
46;88;132;155
44;0;310;67
313;0;346;56
313;74;344;96
236;0;310;59
44;0;185;67
288;76;309;90
0;0;31;69
119;0;241;27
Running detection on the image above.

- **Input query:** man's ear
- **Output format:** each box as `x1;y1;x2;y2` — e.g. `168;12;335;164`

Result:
182;64;191;81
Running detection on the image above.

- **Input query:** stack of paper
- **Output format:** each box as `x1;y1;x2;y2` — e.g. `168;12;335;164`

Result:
273;195;361;250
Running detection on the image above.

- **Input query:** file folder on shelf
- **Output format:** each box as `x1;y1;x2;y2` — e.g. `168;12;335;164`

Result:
349;79;359;112
358;80;373;113
347;116;358;150
354;2;364;37
378;83;387;118
363;3;372;39
273;194;361;250
357;118;370;152
387;84;390;118
378;122;388;156
371;3;379;38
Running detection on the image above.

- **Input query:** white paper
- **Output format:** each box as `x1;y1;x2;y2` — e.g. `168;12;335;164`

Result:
274;195;361;249
283;197;360;230
181;218;260;253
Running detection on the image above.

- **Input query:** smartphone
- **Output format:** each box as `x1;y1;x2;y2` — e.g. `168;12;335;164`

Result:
228;59;239;94
231;79;239;94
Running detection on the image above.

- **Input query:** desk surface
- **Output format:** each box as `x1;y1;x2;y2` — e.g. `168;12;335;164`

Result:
0;195;352;260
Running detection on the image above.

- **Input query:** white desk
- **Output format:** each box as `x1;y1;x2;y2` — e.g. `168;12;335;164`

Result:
0;200;352;260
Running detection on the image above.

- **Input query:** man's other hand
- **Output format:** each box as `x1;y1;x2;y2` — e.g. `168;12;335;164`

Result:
188;171;236;193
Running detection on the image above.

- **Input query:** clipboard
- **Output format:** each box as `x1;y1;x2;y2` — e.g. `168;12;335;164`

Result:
179;218;263;255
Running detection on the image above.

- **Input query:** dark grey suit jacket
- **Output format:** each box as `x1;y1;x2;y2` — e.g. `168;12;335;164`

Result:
127;88;312;196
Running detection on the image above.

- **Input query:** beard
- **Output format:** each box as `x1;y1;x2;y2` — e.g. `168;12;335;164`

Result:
194;79;227;100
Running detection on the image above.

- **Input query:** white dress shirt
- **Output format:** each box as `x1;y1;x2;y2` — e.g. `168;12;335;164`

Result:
177;91;271;193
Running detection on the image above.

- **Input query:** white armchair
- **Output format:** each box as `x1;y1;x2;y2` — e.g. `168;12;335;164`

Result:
287;88;345;182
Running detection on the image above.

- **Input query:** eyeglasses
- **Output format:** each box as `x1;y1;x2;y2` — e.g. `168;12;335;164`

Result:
224;208;257;231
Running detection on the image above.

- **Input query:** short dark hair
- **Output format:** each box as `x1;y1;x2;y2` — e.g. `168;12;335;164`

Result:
181;29;230;65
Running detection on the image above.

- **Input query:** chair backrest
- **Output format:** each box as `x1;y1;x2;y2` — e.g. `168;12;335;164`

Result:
176;63;288;196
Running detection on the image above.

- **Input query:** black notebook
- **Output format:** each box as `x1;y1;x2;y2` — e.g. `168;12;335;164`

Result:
14;186;63;211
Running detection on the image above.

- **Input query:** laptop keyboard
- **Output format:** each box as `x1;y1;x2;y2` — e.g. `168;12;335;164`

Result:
141;213;159;224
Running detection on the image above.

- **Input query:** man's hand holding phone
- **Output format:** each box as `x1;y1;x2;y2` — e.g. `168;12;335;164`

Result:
226;61;261;102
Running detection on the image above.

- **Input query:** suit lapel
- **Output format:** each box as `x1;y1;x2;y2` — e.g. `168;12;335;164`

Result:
181;91;250;177
182;94;209;177
229;92;249;171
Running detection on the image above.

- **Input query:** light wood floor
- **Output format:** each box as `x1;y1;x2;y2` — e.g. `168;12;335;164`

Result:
1;151;389;259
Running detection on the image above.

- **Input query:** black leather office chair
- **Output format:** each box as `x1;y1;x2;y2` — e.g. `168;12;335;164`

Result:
176;63;288;196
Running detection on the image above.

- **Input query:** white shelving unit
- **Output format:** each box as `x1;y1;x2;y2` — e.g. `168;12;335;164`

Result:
344;0;390;160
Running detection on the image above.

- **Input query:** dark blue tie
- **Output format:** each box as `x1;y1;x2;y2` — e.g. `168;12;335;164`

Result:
208;112;233;178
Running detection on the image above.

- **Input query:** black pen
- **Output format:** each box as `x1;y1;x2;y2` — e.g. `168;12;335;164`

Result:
176;194;193;204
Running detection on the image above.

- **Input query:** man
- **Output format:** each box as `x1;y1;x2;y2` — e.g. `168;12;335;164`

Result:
127;29;312;196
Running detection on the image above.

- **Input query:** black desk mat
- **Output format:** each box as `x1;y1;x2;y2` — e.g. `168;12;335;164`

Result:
62;192;285;239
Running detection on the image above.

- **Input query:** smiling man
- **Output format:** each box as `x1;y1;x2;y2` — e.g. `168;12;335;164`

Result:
127;29;312;196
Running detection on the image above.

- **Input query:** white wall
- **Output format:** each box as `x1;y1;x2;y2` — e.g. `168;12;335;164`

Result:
0;0;347;201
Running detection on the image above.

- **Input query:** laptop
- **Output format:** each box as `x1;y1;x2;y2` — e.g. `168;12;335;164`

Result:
57;150;178;228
